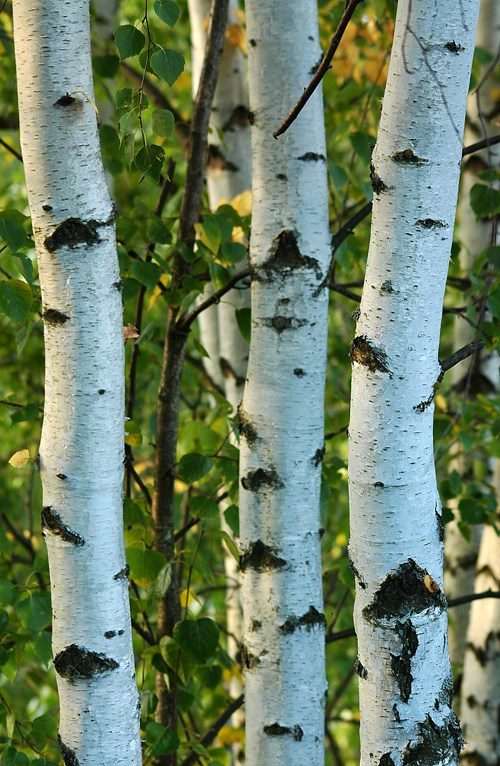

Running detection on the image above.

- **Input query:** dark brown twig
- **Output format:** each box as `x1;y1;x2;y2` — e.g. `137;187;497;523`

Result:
177;268;251;331
273;0;365;138
0;137;22;162
439;339;485;374
178;694;245;766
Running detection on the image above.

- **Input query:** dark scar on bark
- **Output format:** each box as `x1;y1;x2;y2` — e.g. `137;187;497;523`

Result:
44;215;113;253
241;642;260;669
370;162;389;194
236;406;258;444
58;734;80;766
113;279;123;291
347;547;366;589
222;105;252;131
393;704;401;723
57;473;67;480
54;644;119;682
416;219;447;229
466;630;500;667
390;619;418;702
354;658;368;679
256;229;322;281
264;723;303;741
380;280;395;294
41;507;85;546
445;41;464;54
380;754;395;766
362;559;446;624
114;564;130;580
436;508;444;543
241;468;284;491
43;309;70;325
54;94;76;107
279;605;326;634
261;316;308;333
401;711;463;766
350;335;392;376
207;144;239;172
240;539;287;572
392;149;426;165
297;152;326;162
313;445;325;467
294;368;306;377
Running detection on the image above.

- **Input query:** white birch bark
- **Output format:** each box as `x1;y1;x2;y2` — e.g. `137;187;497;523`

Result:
348;2;480;765
238;2;329;763
12;2;141;764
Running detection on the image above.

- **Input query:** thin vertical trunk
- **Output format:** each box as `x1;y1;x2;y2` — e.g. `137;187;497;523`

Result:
348;2;479;765
12;1;141;764
239;1;330;763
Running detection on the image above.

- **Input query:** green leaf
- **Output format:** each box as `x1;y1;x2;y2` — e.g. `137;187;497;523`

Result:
470;183;500;219
116;88;133;109
449;469;462;496
151;47;185;87
350;132;376;165
34;630;53;666
329;162;348;189
3;747;29;766
223;504;239;536
459;497;487;525
154;0;180;27
492;418;500;438
122;277;141;303
127;547;166;589
192;335;210;358
159;635;196;684
123;498;144;526
115;25;146;61
209;261;231;290
135;144;165;183
0;279;32;324
153;563;172;604
124;419;142;446
122;133;136;169
219;241;247;266
104;157;123;176
177;242;197;263
235;307;251;344
178;453;214;483
32;714;57;740
220;530;239;562
93;55;120;78
457;521;471;542
0;609;8;632
189;496;219;519
152;109;175;139
173;617;219;663
442;506;454;525
10;402;40;423
13;253;34;288
16;591;51;635
195;217;221;254
130;260;161;291
210;390;233;415
0;216;27;252
0;580;22;607
195;664;222;690
146;721;180;758
148;216;173;244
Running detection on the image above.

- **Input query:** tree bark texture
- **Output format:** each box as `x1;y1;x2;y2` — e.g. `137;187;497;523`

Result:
238;1;330;764
12;2;141;764
348;2;480;766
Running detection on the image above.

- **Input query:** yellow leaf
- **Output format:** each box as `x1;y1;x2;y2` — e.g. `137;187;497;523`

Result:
179;588;201;608
230;189;252;217
232;8;245;24
226;23;247;55
149;273;169;311
9;449;30;469
435;395;447;412
124;420;143;446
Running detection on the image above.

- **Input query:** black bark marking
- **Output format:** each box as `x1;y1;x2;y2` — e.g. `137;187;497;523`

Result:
250;619;262;631
297;152;326;162
43;308;70;326
279;605;326;634
350;335;392;376
374;481;385;488
401;712;463;766
276;173;288;181
45;216;110;253
294;368;306;377
392;149;426;165
264;723;303;741
347;547;366;589
351;306;361;321
241;468;284;492
313;445;325;467
42;204;53;211
222;105;252;131
112;279;123;291
370;162;389;194
319;527;325;538
207;145;239;172
114;564;130;580
436;508;445;543
261;316;307;333
54;94;76;107
41;507;85;546
393;704;401;723
466;694;478;708
258;229;322;281
445;41;464;54
390;619;418;703
414;387;437;413
58;735;80;766
104;630;116;638
416;219;447;229
466;631;500;667
57;473;67;480
249;38;257;46
354;658;368;679
236;406;259;444
380;754;395;766
380;280;395;294
240;539;287;572
54;644;119;682
241;642;260;669
362;559;446;624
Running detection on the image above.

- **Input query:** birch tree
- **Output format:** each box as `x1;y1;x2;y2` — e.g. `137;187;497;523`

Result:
11;1;141;764
347;1;480;765
238;1;330;763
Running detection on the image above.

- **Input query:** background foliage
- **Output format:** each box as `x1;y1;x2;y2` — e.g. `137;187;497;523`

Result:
0;1;499;764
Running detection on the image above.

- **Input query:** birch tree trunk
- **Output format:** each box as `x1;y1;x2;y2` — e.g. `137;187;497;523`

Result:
348;2;480;765
12;1;141;764
238;2;329;763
